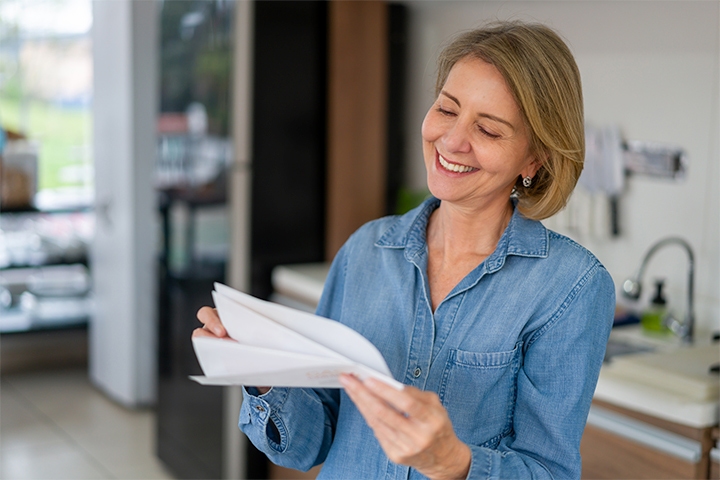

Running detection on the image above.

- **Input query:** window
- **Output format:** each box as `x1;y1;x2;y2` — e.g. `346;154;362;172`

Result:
0;0;93;210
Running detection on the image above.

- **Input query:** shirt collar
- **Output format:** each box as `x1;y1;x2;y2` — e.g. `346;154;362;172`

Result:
375;196;549;272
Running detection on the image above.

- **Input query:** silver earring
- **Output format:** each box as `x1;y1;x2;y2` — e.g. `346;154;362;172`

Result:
522;176;532;188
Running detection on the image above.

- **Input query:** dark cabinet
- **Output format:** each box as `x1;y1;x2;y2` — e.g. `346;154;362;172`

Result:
155;1;407;478
156;2;328;478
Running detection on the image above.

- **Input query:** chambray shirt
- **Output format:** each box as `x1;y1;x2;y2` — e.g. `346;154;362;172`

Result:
239;197;615;479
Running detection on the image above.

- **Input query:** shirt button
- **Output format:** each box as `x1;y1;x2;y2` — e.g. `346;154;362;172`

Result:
413;367;422;378
255;405;265;412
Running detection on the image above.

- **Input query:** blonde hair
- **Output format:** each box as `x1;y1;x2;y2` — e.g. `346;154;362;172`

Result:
436;21;584;220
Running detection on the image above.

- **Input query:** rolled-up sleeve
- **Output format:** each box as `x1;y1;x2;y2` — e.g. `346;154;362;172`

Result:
238;242;351;471
240;386;339;471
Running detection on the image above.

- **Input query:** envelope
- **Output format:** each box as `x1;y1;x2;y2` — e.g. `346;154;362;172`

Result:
190;283;402;389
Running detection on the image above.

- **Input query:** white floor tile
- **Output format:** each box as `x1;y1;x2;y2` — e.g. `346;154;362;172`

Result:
47;399;152;441
0;384;69;451
108;464;176;480
3;369;99;418
0;420;68;453
1;368;176;480
1;387;37;428
1;441;112;480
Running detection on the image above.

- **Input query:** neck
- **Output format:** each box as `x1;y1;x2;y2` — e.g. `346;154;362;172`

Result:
428;198;513;259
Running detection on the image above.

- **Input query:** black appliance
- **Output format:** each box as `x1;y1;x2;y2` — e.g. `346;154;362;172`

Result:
156;1;406;478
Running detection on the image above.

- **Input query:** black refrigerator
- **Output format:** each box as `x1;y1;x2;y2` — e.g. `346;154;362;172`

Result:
156;2;327;478
156;1;406;478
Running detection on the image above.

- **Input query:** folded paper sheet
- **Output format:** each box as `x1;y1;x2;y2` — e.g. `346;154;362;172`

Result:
190;283;402;389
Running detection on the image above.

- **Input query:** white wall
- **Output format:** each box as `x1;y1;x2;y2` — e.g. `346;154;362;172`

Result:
403;1;720;334
91;0;159;407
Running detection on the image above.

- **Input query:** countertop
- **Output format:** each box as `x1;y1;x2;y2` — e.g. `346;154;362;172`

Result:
271;263;329;311
596;325;719;428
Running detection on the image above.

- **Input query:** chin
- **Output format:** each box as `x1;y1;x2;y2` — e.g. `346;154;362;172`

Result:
425;178;463;204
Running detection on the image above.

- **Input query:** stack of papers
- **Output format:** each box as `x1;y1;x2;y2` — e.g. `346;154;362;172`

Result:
191;283;402;389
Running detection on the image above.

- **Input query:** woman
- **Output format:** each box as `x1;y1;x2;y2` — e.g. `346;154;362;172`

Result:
195;21;615;479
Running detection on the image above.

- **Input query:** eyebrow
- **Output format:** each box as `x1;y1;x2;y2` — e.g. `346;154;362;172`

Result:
440;90;516;131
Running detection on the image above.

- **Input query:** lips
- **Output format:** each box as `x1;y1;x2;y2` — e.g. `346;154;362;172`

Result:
438;153;476;174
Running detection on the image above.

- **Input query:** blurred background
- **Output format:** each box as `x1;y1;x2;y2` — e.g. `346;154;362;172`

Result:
0;1;718;479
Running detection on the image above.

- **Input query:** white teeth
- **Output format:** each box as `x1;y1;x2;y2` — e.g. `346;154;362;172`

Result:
439;155;474;173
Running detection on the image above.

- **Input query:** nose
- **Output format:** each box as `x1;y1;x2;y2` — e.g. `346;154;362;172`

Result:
442;119;472;154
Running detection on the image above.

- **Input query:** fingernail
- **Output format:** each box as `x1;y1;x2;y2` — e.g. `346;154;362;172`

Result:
339;375;352;387
213;326;224;336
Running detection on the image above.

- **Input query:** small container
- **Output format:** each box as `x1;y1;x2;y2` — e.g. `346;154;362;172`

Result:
641;279;669;333
1;139;38;209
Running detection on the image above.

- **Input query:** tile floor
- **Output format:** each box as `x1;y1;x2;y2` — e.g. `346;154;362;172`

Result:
1;368;175;480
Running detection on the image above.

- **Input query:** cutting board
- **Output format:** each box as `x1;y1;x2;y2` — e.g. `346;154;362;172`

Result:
605;344;719;401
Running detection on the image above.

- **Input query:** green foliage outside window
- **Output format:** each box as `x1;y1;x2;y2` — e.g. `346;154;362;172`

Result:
0;0;93;195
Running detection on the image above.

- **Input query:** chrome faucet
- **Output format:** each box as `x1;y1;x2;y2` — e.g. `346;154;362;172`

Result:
622;237;695;343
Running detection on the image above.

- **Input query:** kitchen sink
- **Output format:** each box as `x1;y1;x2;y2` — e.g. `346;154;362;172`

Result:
604;338;654;362
604;343;719;401
596;325;719;427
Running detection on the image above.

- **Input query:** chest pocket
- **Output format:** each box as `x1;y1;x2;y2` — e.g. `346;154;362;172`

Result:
438;342;522;448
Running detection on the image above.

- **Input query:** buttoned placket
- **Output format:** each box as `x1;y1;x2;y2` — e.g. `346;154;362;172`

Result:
403;246;484;392
404;294;434;388
402;245;435;390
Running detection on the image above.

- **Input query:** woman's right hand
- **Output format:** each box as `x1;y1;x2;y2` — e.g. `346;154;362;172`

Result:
193;306;271;395
193;306;229;339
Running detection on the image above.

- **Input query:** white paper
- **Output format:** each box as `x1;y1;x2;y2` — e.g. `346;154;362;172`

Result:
190;283;403;389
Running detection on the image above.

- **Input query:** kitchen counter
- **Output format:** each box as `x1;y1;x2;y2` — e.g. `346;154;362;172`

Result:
270;263;330;312
594;370;718;428
596;325;719;429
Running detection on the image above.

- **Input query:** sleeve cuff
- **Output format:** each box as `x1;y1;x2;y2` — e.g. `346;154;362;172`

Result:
466;444;493;479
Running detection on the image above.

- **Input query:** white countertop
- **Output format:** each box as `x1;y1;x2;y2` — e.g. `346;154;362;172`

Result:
596;325;719;428
271;263;330;309
594;370;718;428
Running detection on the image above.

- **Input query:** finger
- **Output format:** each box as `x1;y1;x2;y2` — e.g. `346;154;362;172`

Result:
196;306;227;337
342;376;441;466
192;327;238;344
363;378;435;420
359;378;453;451
341;375;410;447
192;327;217;338
341;375;409;429
342;377;468;477
368;418;414;460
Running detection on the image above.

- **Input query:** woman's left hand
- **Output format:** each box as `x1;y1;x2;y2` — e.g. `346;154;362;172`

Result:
340;374;471;480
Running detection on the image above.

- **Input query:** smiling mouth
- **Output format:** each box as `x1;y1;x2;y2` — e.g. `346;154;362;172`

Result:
438;154;477;174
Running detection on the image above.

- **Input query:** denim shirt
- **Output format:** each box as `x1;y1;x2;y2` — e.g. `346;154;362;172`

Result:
239;197;615;479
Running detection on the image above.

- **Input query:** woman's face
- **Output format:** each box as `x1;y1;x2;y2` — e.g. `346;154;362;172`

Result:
422;57;540;209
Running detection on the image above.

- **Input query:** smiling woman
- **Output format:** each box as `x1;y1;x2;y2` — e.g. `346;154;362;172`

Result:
195;20;615;480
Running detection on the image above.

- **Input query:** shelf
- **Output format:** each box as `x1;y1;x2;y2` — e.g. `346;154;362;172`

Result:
0;205;93;215
0;309;89;334
0;264;93;334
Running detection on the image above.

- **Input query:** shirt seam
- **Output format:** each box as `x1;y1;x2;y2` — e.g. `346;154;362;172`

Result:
526;261;603;348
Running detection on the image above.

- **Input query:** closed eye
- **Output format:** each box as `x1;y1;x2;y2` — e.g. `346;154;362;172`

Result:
436;107;456;117
479;126;500;139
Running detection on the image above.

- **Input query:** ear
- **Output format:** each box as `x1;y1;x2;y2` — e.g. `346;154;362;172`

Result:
521;152;546;179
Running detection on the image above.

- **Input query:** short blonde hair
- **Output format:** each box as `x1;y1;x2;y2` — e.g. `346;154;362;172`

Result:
436;21;584;220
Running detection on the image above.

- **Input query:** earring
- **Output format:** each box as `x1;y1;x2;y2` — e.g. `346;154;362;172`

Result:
522;176;532;188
